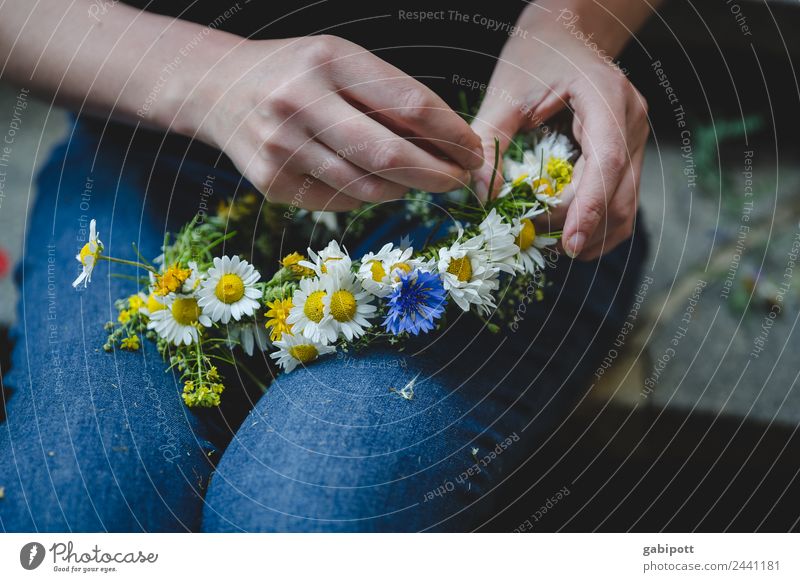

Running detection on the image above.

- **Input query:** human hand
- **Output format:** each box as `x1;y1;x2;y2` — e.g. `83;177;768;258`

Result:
180;35;484;211
471;20;649;260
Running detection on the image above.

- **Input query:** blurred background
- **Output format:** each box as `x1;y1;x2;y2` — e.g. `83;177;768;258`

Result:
1;0;799;530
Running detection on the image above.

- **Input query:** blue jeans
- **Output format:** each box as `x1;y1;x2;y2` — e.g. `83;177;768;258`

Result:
0;121;647;531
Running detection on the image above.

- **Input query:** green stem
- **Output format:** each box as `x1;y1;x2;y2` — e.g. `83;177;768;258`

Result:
485;137;501;206
99;255;157;273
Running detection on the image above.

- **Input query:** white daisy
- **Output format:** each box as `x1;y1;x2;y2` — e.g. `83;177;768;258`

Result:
357;243;420;298
72;219;103;288
478;209;521;275
147;294;212;346
503;149;542;185
270;333;336;373
286;275;338;344
197;255;262;324
533;132;576;167
437;231;500;314
534;178;563;208
181;261;205;295
512;209;559;274
299;240;352;277
226;321;269;356
322;268;376;341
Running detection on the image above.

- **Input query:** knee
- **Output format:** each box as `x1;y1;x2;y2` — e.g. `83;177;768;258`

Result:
201;350;500;532
0;352;217;532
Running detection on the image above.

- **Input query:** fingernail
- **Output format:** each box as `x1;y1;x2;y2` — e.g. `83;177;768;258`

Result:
473;178;488;201
565;233;586;258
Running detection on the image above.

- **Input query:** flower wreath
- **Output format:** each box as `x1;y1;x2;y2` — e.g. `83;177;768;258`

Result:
72;131;576;407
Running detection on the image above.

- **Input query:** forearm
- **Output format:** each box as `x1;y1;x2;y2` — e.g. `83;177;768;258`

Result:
0;0;238;136
521;0;662;57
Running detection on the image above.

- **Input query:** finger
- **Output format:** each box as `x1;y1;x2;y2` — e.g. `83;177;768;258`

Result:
288;140;409;203
264;174;363;212
331;51;484;169
470;99;523;201
309;100;472;192
562;81;629;257
574;143;644;260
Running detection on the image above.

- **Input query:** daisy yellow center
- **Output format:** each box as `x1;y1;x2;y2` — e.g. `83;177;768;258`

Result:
304;290;326;323
516;219;536;251
391;262;412;276
171;297;201;326
330;290;357;322
369;260;386;282
532;178;554;196
215;273;245;304
512;173;529;187
447;256;472;283
146;293;165;313
547;158;574;192
289;344;319;364
320;257;342;274
79;242;99;266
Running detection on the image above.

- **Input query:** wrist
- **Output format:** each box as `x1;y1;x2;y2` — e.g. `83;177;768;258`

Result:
147;25;241;146
519;1;631;58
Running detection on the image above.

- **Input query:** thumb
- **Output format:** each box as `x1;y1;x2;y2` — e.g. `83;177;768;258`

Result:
470;102;522;201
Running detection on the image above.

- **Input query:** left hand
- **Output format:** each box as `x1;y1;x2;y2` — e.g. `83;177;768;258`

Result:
471;19;649;260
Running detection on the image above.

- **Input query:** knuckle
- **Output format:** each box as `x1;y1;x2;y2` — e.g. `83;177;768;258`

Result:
370;140;405;170
394;85;433;123
580;195;607;225
357;178;390;202
268;85;298;116
250;163;278;194
302;34;341;68
601;145;627;175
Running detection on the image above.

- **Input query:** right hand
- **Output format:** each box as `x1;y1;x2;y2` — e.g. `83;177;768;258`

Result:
179;35;484;211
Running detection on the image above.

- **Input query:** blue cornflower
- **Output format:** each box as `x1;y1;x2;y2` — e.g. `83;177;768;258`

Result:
383;269;448;336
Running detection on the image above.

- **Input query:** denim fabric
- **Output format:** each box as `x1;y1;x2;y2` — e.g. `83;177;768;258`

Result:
0;121;251;532
0;120;647;532
202;225;648;532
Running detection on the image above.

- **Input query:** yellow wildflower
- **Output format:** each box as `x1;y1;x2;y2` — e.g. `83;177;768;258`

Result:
153;264;191;296
282;252;314;278
118;310;132;324
120;334;140;351
265;297;294;342
128;294;145;312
